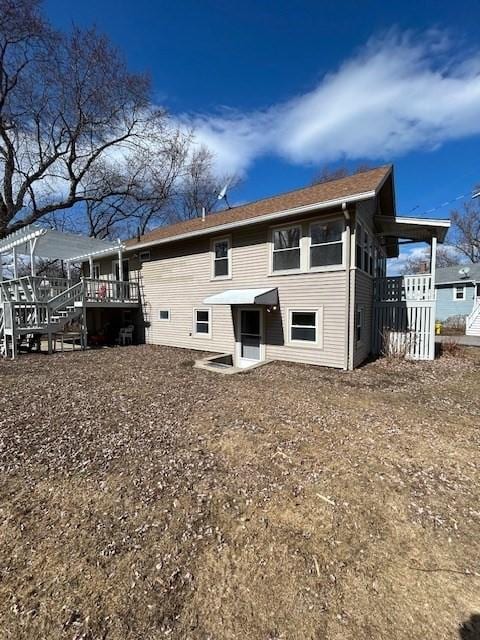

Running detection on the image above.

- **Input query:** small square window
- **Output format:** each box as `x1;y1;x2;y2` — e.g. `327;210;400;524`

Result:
139;250;151;262
194;308;211;337
159;309;170;321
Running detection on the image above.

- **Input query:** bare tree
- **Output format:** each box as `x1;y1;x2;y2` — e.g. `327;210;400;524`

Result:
169;147;226;222
311;164;372;185
450;200;480;263
399;246;459;275
0;0;175;238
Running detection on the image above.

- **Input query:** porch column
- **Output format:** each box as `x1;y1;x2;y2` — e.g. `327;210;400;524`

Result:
428;235;438;360
89;256;94;279
0;252;3;281
66;261;71;281
117;241;124;281
430;235;437;286
12;246;18;279
29;238;37;276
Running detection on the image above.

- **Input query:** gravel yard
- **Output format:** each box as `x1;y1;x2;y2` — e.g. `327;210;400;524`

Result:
0;345;479;640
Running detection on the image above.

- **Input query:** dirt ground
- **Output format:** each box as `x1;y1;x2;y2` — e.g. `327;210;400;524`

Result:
0;345;479;640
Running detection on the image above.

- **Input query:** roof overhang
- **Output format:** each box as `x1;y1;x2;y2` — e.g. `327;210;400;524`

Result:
0;225;124;262
203;288;279;305
375;216;451;258
126;191;378;253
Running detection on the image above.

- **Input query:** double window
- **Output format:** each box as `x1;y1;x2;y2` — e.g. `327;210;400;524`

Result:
193;308;211;337
288;309;323;347
272;226;301;272
271;218;344;274
309;220;343;268
212;237;231;279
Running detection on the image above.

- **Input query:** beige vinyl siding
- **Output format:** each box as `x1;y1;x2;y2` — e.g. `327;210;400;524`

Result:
353;269;373;367
138;217;348;369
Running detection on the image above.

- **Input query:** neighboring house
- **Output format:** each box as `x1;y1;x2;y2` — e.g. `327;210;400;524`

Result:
0;165;451;366
435;265;480;334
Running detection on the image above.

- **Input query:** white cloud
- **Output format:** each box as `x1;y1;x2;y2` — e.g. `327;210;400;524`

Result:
183;30;480;175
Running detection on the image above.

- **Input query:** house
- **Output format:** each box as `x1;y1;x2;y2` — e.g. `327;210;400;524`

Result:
435;265;480;335
0;165;451;367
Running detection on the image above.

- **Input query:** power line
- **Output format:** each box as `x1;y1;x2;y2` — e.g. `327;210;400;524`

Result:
409;187;479;216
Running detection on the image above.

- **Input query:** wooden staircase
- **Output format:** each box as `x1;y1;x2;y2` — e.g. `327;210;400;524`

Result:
466;301;480;337
1;279;86;359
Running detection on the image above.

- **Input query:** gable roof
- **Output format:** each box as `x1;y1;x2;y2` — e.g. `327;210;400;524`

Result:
126;165;393;250
436;264;480;285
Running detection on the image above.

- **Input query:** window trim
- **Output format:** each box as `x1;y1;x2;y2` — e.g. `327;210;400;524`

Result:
287;308;323;348
193;307;212;339
453;285;466;301
139;250;151;263
270;223;302;275
308;218;345;272
158;309;171;322
211;235;232;280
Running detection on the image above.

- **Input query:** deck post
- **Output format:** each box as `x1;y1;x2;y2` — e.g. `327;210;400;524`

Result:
66;261;71;281
89;256;94;279
0;251;3;281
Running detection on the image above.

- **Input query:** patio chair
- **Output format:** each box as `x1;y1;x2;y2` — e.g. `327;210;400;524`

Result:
116;324;134;346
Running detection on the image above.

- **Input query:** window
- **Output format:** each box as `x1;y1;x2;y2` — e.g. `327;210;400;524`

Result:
356;306;365;343
363;228;369;273
356;224;364;271
193;308;211;337
212;237;231;278
92;264;100;280
158;309;170;321
454;285;466;301
272;225;301;272
288;309;322;347
139;250;151;262
309;219;343;268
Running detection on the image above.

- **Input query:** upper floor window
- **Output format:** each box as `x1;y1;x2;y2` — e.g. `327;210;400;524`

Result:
454;285;466;301
212;237;231;279
139;250;151;262
272;225;301;272
309;219;344;268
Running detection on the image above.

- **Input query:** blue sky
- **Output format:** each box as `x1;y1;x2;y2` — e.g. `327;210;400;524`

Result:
44;0;480;267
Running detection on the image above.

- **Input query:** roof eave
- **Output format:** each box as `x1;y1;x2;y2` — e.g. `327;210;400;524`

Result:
126;189;378;252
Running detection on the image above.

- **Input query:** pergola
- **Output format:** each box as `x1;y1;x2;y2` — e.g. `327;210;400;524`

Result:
0;225;126;281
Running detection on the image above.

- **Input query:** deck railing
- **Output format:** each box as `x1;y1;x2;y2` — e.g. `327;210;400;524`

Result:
84;278;139;303
374;274;434;302
0;276;138;305
0;276;73;302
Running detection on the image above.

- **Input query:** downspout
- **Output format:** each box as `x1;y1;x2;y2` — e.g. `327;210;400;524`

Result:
342;202;352;370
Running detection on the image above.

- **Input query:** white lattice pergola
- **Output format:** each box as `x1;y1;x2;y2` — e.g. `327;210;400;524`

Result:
0;225;126;280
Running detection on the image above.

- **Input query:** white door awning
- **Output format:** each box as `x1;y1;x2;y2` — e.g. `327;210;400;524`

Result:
203;288;278;305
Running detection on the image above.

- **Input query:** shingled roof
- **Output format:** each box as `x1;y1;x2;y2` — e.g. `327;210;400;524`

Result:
126;164;393;249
